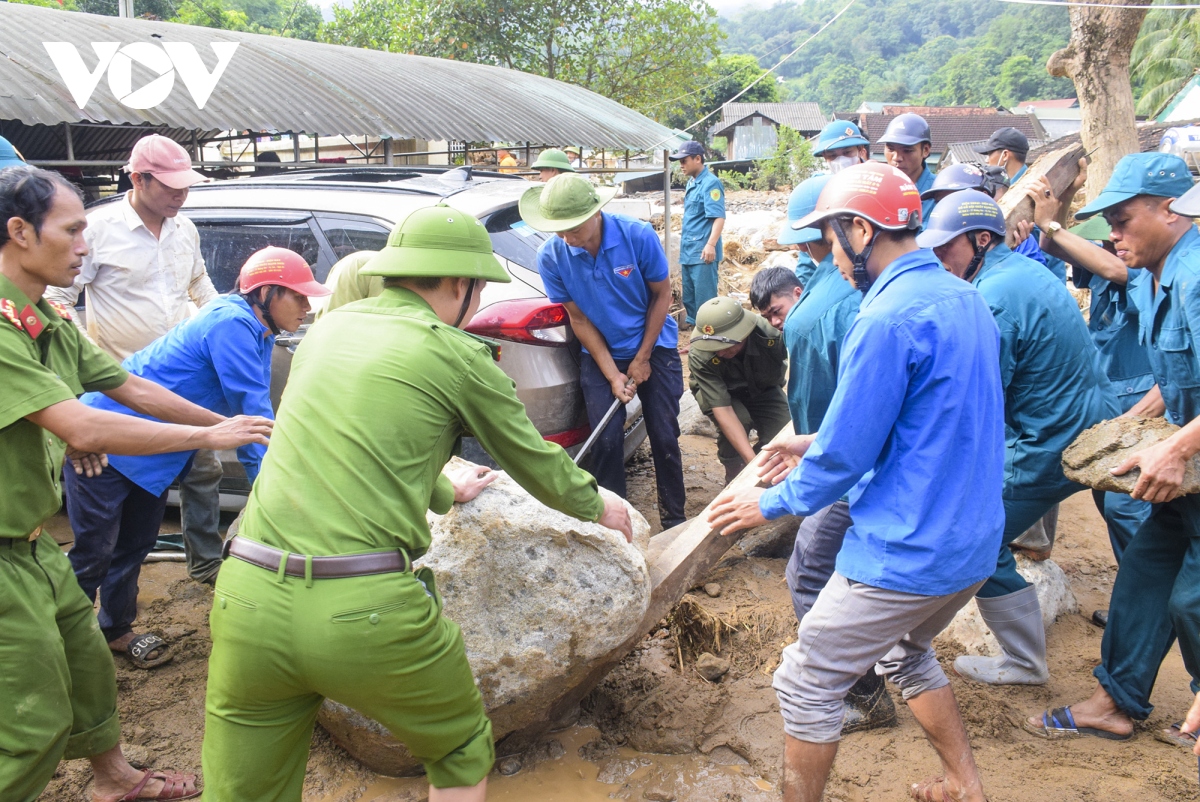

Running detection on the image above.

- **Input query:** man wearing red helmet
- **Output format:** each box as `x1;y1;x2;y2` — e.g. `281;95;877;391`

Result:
63;247;329;669
708;163;1004;802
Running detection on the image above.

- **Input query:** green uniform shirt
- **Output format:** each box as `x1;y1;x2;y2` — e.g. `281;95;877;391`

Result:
314;250;382;320
238;286;606;557
0;275;128;539
688;315;786;413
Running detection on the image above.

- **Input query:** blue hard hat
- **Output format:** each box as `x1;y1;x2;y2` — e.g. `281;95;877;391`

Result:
921;163;990;199
878;113;931;147
916;189;1006;249
0;136;23;170
780;174;832;245
1077;152;1193;220
813;121;869;158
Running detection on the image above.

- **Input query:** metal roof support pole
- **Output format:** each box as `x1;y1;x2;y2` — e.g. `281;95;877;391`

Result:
662;149;671;269
63;122;74;162
384;137;393;166
292;133;300;164
524;142;530;166
192;130;200;167
314;133;319;162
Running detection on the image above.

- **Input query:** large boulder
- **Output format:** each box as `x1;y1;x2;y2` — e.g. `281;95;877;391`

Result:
937;555;1078;657
1063;416;1200;494
318;461;651;776
678;390;718;438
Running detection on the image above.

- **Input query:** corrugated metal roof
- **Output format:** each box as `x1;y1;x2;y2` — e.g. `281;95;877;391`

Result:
0;3;682;150
720;102;826;134
862;112;1047;157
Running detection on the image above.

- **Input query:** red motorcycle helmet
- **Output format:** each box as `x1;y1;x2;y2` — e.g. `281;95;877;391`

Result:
795;162;924;232
238;247;331;297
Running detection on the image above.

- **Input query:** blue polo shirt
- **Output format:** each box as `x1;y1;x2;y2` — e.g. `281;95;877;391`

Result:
1127;226;1200;425
83;294;275;495
794;251;818;288
680;166;725;265
538;212;678;361
782;253;860;434
971;245;1118;498
917;166;936;227
1076;270;1155;412
760;248;1005;596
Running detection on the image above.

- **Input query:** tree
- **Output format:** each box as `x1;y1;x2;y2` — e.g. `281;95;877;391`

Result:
1132;9;1200;116
662;54;779;147
322;0;723;115
1047;0;1154;196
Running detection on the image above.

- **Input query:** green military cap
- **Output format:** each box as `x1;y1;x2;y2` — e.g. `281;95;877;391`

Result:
690;297;757;352
1067;215;1111;242
519;173;617;233
360;203;511;282
530;149;576;173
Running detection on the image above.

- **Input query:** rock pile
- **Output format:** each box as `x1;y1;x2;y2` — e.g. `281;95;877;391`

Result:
1062;416;1200;495
318;459;652;775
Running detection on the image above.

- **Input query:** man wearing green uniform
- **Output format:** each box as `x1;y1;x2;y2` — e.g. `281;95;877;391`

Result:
688;296;790;483
314;249;380;319
0;166;272;802
201;203;632;802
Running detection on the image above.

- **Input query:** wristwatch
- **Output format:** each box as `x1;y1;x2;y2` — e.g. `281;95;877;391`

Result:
1043;221;1063;240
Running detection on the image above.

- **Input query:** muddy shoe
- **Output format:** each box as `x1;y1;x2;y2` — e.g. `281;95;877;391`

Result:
842;672;896;735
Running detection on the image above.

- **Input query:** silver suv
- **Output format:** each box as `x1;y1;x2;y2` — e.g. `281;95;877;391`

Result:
87;167;646;509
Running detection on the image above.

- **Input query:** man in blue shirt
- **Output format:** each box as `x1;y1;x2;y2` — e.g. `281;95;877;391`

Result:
63;248;329;668
750;176;896;735
521;174;686;528
671;141;725;325
1023;153;1200;745
919;191;1117;686
778;174;833;289
879;113;937;224
812;120;870;175
710;163;1002;802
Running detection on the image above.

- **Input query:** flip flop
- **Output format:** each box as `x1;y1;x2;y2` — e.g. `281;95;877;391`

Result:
1023;706;1132;741
1155;720;1199;749
93;769;199;801
113;633;174;670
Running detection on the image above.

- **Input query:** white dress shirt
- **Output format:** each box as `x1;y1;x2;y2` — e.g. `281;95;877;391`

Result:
46;192;218;360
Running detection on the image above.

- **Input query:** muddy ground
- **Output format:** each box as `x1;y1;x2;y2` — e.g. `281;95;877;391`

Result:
41;430;1200;801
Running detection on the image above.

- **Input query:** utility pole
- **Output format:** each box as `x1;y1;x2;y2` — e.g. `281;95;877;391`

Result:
118;0;134;17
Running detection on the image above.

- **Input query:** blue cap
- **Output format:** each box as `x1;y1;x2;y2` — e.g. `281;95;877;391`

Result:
878;113;931;147
916;189;1006;249
1076;152;1194;220
668;140;705;161
0;136;23;170
780;174;832;245
813;121;869;157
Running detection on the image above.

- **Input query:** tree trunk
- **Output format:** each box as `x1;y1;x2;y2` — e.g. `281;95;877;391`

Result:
1047;0;1153;200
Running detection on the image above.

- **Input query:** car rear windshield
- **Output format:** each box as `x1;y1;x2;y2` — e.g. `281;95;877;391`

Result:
485;206;552;272
192;219;322;293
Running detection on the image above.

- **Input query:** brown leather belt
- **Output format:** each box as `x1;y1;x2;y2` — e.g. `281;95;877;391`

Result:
224;536;410;579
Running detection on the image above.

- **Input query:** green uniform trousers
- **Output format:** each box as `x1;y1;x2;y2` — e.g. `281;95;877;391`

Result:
706;388;791;467
0;537;121;802
202;556;494;800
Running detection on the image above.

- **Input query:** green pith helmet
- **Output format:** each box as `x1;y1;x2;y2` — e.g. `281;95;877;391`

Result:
359;203;511;282
690;297;757;352
530;148;576;173
1067;215;1112;242
519;173;617;232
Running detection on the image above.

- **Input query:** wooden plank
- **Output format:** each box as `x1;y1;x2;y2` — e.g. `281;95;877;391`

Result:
998;143;1086;248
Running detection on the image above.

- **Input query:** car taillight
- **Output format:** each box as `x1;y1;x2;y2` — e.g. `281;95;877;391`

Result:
543;423;590;447
465;299;572;346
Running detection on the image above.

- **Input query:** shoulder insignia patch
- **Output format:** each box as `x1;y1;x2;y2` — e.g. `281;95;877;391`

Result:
0;298;24;333
710;188;721;201
47;300;73;320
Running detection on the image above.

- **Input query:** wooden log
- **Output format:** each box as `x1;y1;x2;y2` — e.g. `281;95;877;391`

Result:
998;143;1086;248
495;421;796;756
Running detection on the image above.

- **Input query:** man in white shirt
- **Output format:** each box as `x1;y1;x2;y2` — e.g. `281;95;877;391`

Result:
46;135;226;584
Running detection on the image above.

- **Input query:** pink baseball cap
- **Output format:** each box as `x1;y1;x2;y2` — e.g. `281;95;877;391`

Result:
125;135;206;189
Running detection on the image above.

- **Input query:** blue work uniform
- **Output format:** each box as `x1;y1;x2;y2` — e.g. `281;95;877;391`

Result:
537;212;686;527
970;245;1118;598
63;293;276;645
680;166;725;324
1097;226;1200;720
760;249;1005;597
794;251;818;289
781;253;860;435
916;167;936;227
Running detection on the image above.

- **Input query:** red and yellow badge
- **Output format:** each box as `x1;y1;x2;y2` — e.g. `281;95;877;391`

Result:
701;324;715;335
47;300;73;320
0;298;24;333
19;306;44;338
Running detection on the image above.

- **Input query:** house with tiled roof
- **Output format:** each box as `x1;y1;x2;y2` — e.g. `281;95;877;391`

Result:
856;108;1048;167
713;102;827;160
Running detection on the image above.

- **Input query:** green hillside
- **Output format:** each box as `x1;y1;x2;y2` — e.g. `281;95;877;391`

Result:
719;0;1075;113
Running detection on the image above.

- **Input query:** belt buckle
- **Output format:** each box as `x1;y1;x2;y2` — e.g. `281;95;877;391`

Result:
28;526;42;542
